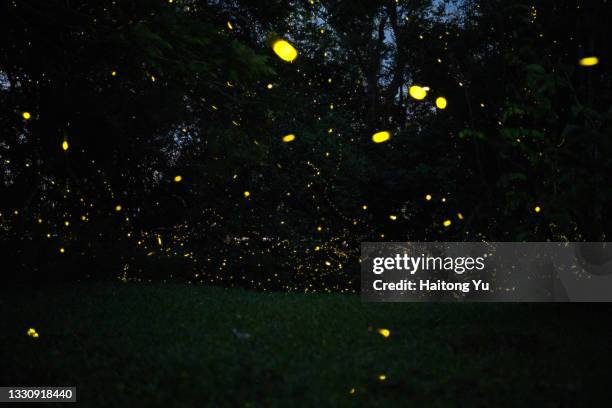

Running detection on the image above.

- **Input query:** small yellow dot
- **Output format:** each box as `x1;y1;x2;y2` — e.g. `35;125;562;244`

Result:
534;206;541;213
282;134;296;143
443;219;452;227
115;205;122;212
111;70;117;76
173;175;182;182
59;247;65;253
267;83;273;89
22;111;31;120
436;96;447;109
362;204;367;210
378;374;386;381
377;328;391;338
243;191;250;198
457;212;464;220
62;140;69;151
425;194;432;201
389;215;397;221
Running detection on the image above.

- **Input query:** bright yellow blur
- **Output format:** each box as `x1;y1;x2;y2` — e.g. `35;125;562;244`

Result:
436;96;447;109
377;328;391;338
409;85;427;100
579;56;599;66
372;131;391;143
272;40;298;62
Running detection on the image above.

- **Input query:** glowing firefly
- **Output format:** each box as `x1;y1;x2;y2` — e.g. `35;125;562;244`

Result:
409;85;427;100
436;97;447;109
282;134;296;143
579;56;599;66
372;131;391;143
272;40;298;62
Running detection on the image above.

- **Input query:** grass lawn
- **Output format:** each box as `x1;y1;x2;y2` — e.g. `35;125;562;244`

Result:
1;283;610;406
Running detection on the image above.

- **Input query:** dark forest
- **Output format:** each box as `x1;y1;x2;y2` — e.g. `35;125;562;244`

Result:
1;1;612;406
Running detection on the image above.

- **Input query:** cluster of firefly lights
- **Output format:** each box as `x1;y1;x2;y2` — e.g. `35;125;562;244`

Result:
17;8;602;394
268;36;594;227
16;32;599;260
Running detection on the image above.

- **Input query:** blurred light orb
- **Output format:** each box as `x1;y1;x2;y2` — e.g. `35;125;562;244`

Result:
272;40;298;62
436;96;447;109
282;134;296;143
377;328;391;338
579;56;599;66
372;131;391;143
409;85;427;100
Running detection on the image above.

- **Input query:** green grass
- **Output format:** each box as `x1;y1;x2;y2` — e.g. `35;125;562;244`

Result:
1;283;610;407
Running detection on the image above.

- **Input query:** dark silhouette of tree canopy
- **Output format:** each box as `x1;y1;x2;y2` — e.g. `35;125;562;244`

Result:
1;0;611;290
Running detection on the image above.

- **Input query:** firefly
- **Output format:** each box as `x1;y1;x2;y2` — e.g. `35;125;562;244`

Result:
282;134;296;143
436;97;447;109
272;40;298;62
372;131;391;143
579;56;599;67
377;328;391;338
409;85;427;100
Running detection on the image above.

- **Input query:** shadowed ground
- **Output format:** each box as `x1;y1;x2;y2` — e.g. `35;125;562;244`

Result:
1;283;610;406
